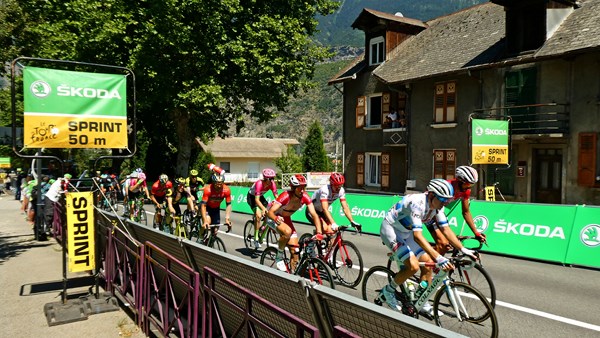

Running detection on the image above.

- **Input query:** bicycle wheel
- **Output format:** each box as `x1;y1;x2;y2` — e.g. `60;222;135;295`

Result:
361;266;395;304
260;247;280;268
296;257;335;289
243;220;254;250
332;240;364;288
454;262;496;308
139;208;147;225
209;236;227;252
433;281;498;338
265;228;280;248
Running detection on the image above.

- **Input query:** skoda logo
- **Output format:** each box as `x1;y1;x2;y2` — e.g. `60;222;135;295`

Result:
475;126;484;136
30;80;51;98
580;224;600;247
473;215;489;233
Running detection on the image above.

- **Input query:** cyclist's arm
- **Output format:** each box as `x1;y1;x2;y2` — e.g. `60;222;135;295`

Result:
439;224;467;251
167;196;176;214
267;202;283;225
224;202;232;225
200;202;209;225
254;194;267;214
339;199;356;224
461;197;480;236
320;199;335;225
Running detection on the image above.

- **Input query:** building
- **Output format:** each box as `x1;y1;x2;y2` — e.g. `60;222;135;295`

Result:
197;137;299;182
329;0;600;204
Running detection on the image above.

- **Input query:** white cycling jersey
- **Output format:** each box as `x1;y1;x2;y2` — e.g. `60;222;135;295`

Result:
310;185;346;213
382;192;448;240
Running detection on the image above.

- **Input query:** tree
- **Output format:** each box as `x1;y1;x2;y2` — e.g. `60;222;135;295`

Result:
301;121;329;172
4;0;340;178
275;146;302;174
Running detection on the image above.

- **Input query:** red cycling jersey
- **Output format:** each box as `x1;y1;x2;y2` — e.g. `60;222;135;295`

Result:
272;190;312;216
448;179;471;202
151;180;173;197
201;184;232;209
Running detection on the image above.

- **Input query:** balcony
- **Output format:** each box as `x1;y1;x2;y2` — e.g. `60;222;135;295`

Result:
383;127;408;146
474;103;569;136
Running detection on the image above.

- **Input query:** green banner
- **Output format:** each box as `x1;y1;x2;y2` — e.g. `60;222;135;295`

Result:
471;119;509;164
23;66;127;149
564;205;600;268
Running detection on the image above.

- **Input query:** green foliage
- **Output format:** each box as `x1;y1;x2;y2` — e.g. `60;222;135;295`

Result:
302;121;329;171
193;152;217;185
275;146;302;174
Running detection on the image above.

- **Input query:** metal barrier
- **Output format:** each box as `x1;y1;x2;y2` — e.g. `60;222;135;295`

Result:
95;209;465;338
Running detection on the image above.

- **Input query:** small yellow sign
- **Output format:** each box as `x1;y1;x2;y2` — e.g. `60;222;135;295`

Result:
471;145;509;165
485;186;496;201
66;191;95;272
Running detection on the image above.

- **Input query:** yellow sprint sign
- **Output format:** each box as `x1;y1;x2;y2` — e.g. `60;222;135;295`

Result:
66;191;95;272
472;145;509;164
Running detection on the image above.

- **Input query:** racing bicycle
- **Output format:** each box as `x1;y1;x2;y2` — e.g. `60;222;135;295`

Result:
243;215;279;252
128;196;147;225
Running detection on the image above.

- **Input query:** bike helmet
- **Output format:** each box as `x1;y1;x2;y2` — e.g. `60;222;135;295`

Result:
211;173;224;183
189;169;198;176
176;177;186;185
427;179;454;199
262;168;276;179
138;172;146;181
63;173;72;179
159;174;168;184
455;165;478;184
135;168;143;173
101;174;108;179
330;172;345;186
289;174;307;187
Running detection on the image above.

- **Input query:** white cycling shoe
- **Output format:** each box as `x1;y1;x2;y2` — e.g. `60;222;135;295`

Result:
421;302;444;317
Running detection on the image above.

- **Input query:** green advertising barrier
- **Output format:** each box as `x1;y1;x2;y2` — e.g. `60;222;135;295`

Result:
446;200;577;264
227;186;398;234
564;205;600;268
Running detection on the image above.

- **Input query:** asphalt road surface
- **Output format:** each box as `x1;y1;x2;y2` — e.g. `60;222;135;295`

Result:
140;207;600;338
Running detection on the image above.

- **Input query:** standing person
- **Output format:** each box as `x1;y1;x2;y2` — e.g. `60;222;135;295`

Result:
305;172;361;236
378;179;476;315
428;165;485;255
199;173;232;235
246;168;279;249
267;174;323;271
149;174;173;227
15;168;26;200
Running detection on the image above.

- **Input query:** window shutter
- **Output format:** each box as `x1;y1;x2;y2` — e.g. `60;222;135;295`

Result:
382;92;391;123
356;152;365;187
356;96;366;128
446;82;456;122
381;152;390;190
434;84;445;122
578;132;597;186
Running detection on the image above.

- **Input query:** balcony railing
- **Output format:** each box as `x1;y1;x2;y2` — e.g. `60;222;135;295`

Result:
474;103;569;135
383;127;408;146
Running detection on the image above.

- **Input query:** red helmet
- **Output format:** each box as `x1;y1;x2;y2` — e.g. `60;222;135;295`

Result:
330;173;345;186
262;168;276;179
289;174;307;187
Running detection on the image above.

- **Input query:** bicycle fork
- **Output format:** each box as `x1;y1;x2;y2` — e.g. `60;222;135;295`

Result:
443;280;469;321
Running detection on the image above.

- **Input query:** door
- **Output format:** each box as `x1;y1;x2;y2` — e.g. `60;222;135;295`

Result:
533;148;562;204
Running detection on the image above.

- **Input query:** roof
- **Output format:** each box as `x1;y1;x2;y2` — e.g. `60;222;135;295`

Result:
328;55;367;85
351;8;428;31
198;137;300;159
366;0;600;84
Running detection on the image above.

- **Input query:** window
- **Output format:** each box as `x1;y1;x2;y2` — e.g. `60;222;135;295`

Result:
434;82;456;123
219;162;231;173
578;132;600;187
433;149;456;180
365;153;381;186
247;162;259;180
369;36;385;65
367;94;382;127
505;67;537;129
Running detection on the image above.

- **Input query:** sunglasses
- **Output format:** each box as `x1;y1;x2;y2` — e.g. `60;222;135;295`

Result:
436;196;450;203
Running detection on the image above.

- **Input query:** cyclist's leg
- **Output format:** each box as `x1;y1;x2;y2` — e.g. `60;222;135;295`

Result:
427;224;451;255
287;226;300;271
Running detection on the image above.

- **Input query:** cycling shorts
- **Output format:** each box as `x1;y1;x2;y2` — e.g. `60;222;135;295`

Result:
380;220;425;263
206;206;222;225
267;215;298;238
304;208;330;226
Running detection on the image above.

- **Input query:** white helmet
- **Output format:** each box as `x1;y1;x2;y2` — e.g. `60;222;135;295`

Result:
455;165;478;184
427;179;454;199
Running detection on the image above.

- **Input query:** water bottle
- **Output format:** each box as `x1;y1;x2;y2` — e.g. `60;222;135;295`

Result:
415;280;428;298
407;281;417;301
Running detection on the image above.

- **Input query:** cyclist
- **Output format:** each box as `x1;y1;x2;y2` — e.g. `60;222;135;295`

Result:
266;174;322;272
378;179;476;315
150;174;173;227
99;173;114;206
305;172;361;243
166;177;194;230
127;171;150;217
247;168;279;249
185;169;204;214
199;173;232;236
428;165;485;255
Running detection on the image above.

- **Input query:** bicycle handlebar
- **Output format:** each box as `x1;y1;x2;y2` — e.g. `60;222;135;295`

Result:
457;235;485;250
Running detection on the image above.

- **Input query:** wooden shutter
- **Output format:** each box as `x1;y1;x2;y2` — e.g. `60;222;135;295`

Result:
356;152;365;187
434;82;456;123
433;149;456;179
381;152;390;191
382;92;391;125
578;133;597;186
356;96;366;128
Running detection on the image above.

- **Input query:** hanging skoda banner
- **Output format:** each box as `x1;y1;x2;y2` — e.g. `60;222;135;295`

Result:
471;119;509;164
23;66;127;149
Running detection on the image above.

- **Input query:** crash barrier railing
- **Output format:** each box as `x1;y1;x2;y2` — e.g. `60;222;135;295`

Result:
96;209;464;338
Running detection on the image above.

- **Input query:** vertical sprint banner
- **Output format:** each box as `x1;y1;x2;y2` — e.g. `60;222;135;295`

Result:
471;119;509;164
23;66;127;148
66;191;95;272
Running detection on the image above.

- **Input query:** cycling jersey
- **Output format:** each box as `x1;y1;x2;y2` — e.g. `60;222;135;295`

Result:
271;190;312;216
248;179;277;197
151;180;173;198
448;179;471;202
128;177;147;194
382;192;449;239
310;184;346;213
200;184;232;209
185;176;204;197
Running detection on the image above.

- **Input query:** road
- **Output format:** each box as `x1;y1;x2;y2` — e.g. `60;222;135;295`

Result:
141;207;600;338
